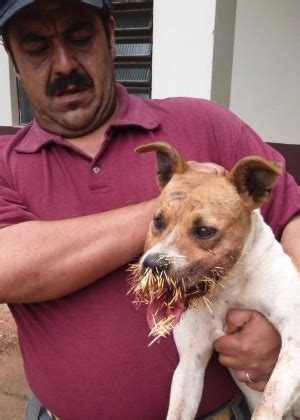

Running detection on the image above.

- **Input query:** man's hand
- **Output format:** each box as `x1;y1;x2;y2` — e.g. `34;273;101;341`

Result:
214;309;281;391
188;161;228;176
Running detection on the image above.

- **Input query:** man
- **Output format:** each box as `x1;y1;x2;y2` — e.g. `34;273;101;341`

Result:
0;1;299;419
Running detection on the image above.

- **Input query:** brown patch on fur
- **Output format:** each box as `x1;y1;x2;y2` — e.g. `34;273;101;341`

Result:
168;191;188;201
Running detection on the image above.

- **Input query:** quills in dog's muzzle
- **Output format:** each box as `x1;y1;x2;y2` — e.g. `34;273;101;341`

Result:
128;261;230;345
128;264;186;345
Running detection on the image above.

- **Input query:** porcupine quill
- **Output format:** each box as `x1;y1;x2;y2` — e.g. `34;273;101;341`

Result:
128;263;185;342
128;262;230;344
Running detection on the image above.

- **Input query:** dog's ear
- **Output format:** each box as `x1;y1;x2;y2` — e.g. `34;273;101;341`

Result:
228;156;282;209
135;142;189;189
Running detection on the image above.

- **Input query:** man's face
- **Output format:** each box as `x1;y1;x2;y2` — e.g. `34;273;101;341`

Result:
7;0;117;137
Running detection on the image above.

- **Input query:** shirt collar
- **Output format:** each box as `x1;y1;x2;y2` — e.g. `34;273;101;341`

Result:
112;83;160;130
15;83;161;154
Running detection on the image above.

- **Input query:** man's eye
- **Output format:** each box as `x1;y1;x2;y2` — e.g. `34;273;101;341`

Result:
70;34;92;45
28;47;48;56
25;43;48;56
193;226;217;239
153;215;165;231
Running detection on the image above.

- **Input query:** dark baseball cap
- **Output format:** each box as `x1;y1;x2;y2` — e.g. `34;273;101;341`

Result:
0;0;112;34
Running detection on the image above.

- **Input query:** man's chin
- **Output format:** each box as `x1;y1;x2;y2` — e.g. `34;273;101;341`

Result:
61;114;96;132
36;90;117;137
37;117;96;138
36;108;103;137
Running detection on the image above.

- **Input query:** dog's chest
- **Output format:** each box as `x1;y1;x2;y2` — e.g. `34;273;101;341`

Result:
174;278;265;348
174;294;254;358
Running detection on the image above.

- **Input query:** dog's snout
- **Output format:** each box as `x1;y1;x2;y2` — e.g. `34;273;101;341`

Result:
142;253;171;273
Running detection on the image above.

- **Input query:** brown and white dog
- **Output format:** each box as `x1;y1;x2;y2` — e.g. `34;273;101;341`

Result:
130;142;300;420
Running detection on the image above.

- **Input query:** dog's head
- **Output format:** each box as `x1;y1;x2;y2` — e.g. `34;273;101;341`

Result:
130;142;281;342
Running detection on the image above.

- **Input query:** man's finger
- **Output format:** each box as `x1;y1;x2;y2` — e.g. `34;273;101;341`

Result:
214;334;241;356
246;381;267;392
232;369;269;384
232;370;268;392
218;354;243;369
223;309;253;334
217;350;256;371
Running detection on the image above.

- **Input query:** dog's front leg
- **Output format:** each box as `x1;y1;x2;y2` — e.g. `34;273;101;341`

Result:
167;308;214;420
166;348;212;420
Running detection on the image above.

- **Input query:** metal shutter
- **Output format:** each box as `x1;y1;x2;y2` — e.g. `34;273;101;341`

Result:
113;0;153;98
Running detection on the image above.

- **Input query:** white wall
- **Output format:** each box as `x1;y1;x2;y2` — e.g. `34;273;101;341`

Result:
152;0;216;99
0;44;13;126
230;0;300;145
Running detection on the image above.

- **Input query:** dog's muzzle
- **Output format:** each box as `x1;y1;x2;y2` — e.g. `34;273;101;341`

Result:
142;253;171;274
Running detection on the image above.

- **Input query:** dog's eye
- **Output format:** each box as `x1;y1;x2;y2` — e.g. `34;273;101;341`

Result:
153;215;165;230
193;226;217;239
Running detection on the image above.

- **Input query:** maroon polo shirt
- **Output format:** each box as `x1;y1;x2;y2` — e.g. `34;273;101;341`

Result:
0;84;299;419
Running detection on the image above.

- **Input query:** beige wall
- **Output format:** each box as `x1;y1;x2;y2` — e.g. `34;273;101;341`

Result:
230;0;300;145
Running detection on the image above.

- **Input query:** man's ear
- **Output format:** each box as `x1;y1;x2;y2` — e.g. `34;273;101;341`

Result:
135;142;189;189
228;156;282;209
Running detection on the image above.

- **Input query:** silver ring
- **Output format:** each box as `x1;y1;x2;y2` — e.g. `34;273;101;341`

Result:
246;372;255;384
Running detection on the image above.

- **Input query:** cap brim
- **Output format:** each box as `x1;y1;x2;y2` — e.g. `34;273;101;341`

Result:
0;0;111;33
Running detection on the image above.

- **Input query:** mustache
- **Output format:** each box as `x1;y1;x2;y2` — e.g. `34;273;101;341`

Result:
47;70;93;96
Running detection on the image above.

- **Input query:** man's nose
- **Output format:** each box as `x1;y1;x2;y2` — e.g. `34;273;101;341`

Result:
52;42;77;75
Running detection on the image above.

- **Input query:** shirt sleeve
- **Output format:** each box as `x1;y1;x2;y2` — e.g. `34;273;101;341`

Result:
228;122;300;239
0;163;39;229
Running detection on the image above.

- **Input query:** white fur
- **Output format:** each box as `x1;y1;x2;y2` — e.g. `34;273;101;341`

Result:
166;210;300;420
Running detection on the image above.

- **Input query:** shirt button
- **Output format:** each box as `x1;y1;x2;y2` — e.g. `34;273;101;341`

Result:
92;166;101;174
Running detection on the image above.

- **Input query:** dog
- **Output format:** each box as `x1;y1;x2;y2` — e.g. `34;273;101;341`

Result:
129;142;300;420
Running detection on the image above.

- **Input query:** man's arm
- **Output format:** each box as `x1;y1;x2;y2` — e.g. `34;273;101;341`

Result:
0;199;156;304
0;161;227;305
281;215;300;269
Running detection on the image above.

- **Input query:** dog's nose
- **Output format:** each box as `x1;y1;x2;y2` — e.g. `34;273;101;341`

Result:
142;253;171;274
